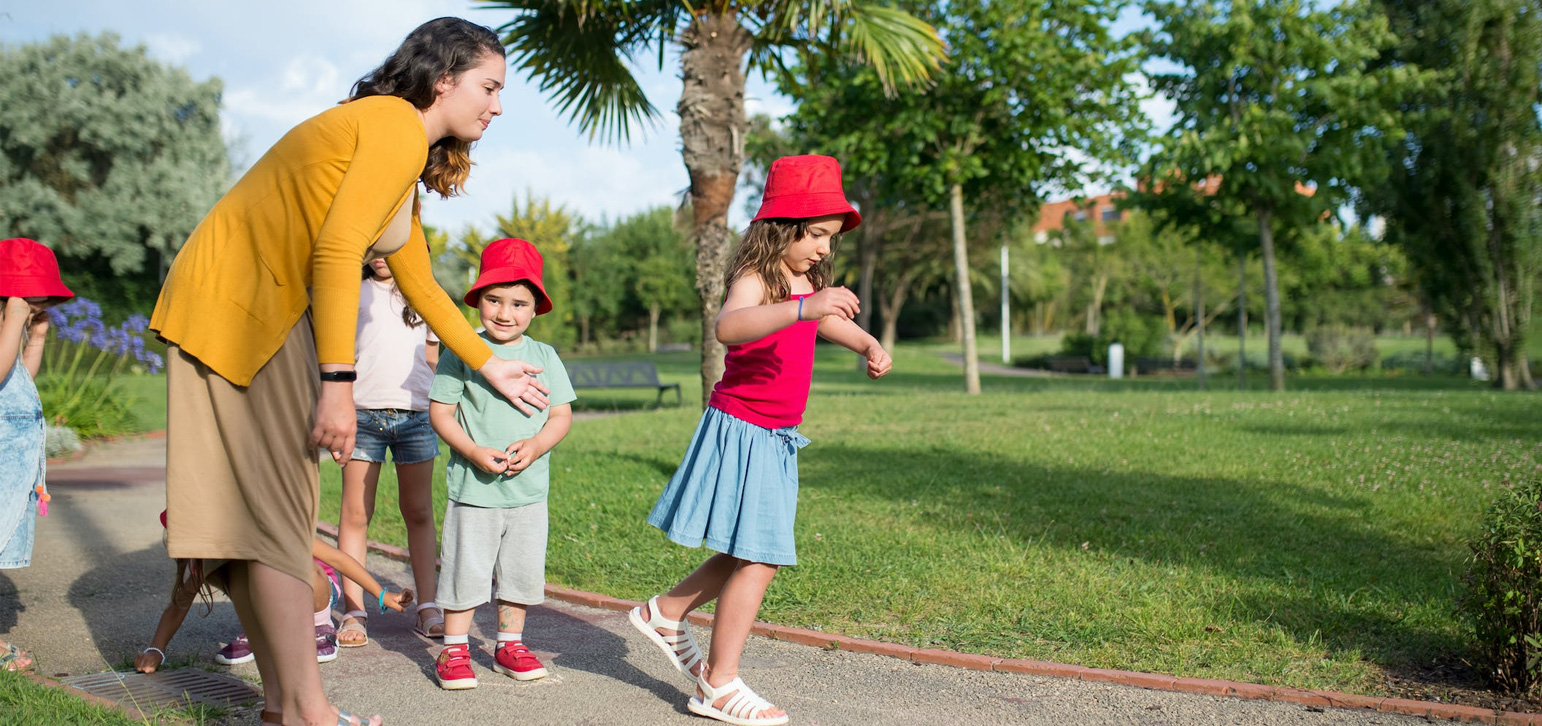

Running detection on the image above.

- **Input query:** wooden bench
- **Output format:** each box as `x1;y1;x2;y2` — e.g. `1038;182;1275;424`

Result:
565;360;682;406
1047;356;1094;374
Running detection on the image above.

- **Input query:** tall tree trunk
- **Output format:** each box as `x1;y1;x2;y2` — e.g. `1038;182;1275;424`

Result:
949;183;981;394
647;304;661;353
580;315;591;348
879;270;916;354
854;203;882;370
1258;208;1284;391
1423;304;1435;376
678;11;751;407
1086;275;1109;336
1238;252;1247;391
1195;242;1206;389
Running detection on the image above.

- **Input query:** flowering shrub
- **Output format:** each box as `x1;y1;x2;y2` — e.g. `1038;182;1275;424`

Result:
36;298;163;437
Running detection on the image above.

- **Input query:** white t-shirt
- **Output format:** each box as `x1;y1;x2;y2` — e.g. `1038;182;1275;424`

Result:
354;277;438;411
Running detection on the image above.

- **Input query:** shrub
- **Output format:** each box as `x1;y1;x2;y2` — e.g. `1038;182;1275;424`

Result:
35;299;163;438
1305;325;1378;373
1381;349;1466;375
1458;477;1542;694
1058;312;1168;371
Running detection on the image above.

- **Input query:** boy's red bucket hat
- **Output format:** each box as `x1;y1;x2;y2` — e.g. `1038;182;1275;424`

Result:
464;238;552;314
752;154;861;232
0;238;74;301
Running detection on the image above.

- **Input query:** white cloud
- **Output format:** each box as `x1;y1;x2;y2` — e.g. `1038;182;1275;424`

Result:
144;32;200;64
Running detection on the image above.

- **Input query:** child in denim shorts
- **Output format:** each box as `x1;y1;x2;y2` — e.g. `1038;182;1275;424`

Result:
336;258;446;646
428;238;575;690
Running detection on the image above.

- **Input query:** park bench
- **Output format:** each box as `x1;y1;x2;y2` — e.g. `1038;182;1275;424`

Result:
1047;356;1094;374
565;360;682;406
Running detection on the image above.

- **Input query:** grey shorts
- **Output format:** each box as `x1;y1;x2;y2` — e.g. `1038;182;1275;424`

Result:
437;499;547;611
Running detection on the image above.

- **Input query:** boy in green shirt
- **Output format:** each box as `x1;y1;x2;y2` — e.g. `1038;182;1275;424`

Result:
429;238;576;690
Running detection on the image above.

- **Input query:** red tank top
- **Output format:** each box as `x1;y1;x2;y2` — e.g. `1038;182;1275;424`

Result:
708;293;818;429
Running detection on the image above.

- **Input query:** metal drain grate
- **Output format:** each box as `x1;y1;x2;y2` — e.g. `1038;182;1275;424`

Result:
60;668;262;711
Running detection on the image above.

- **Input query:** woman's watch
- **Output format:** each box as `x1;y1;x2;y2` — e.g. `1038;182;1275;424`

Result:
319;370;357;383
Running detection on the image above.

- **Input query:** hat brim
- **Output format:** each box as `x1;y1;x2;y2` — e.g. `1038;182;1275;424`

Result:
753;192;861;232
0;274;74;301
463;270;553;315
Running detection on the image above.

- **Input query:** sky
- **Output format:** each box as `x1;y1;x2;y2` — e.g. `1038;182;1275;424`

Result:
0;0;1172;236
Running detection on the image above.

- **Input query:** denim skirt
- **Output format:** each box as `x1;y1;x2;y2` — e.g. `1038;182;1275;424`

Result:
646;407;809;566
0;358;44;570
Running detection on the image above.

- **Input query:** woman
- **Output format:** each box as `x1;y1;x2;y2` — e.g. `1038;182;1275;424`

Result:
150;17;546;726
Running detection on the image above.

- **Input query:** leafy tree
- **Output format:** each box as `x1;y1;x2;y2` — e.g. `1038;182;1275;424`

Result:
610;206;695;352
1142;0;1409;390
1363;0;1541;389
568;221;630;349
483;0;945;402
0;33;229;316
772;0;1144;392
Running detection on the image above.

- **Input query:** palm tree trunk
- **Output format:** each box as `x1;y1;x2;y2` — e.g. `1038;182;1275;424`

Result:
1258;207;1284;391
949;183;981;394
678;11;752;406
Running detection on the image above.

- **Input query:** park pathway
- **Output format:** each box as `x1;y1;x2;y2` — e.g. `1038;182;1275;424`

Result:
1;437;1428;725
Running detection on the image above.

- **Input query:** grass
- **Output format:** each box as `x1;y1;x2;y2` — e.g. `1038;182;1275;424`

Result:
316;341;1540;697
0;669;223;725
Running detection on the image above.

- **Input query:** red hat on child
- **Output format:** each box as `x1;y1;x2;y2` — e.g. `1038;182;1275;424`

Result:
752;155;862;232
0;238;74;301
464;238;552;314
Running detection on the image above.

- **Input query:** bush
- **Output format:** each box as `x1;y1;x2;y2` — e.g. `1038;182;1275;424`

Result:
1381;349;1466;375
1458;477;1542;694
1059;312;1168;371
1305;325;1378;373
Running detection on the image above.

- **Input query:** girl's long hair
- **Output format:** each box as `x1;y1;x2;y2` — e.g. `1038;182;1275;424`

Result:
724;219;841;304
362;264;425;328
346;17;504;198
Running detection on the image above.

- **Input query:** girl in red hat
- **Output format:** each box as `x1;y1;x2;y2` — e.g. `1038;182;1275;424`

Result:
629;155;892;726
0;237;73;672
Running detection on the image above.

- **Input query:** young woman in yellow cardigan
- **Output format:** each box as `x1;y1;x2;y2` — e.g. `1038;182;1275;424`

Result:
150;17;547;726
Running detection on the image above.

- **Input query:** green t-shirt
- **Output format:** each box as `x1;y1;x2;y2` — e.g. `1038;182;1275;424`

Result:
430;333;577;507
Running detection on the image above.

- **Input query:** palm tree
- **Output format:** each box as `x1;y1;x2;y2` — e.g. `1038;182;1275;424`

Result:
481;0;945;401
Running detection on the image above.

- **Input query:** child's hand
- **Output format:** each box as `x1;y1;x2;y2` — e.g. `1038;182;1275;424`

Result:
134;648;164;674
26;308;49;340
803;286;859;321
469;446;511;475
864;343;892;380
504;439;544;474
381;588;414;612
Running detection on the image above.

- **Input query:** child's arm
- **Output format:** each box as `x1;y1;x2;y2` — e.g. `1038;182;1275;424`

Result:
429;401;510;475
505;403;573;473
0;298;29;373
818;317;892;379
311;538;414;612
21;308;47;378
714;276;860;345
135;577;200;673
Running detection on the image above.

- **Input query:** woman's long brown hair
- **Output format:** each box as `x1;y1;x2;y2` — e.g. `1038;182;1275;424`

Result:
346;17;504;197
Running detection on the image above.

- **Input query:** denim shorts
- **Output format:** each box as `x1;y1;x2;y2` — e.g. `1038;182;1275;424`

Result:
351;409;439;465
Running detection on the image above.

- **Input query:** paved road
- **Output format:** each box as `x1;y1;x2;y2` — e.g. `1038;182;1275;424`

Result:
2;437;1424;725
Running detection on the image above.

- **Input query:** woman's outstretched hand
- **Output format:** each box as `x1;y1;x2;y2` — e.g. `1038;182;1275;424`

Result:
478;357;550;415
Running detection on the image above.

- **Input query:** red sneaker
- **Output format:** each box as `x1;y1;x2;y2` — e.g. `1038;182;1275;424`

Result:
493;641;548;681
436;643;478;690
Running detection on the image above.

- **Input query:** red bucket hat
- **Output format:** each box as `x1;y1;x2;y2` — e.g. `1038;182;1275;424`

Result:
752;154;862;232
464;238;552;314
0;238;74;301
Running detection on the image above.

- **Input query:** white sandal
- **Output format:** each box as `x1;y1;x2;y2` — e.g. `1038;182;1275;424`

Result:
627;596;703;679
688;673;789;726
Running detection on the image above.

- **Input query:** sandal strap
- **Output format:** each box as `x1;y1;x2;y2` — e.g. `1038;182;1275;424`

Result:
641;596;686;630
343;610;369;621
260;710;283;725
700;676;776;720
642;597;702;667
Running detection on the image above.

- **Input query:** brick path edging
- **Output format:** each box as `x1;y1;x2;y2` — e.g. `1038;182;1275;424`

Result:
318;521;1540;725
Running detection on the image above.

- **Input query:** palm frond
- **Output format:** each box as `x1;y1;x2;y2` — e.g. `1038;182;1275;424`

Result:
480;0;686;143
749;0;945;92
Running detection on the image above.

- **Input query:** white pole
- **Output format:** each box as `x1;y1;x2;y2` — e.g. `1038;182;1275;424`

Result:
1001;244;1010;363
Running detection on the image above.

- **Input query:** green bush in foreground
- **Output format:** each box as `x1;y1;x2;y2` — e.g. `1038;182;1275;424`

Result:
1460;477;1542;694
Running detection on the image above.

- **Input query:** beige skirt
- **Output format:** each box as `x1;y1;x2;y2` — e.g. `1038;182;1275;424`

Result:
165;312;320;586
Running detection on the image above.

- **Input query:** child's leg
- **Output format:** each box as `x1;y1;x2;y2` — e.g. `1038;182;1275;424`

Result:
311;562;334;624
700;560;783;719
442;608;475;639
395;459;441;631
337;458;381;615
496;601;527;638
634;553;738;678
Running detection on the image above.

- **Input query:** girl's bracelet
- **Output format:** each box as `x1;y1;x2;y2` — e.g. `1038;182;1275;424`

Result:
140;646;166;662
796;298;804;322
377;590;388;614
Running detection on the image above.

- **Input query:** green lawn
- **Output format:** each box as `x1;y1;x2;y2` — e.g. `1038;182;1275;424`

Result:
0;670;221;725
315;342;1539;696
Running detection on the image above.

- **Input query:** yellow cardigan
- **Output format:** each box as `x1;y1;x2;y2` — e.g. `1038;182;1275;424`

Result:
151;95;491;386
